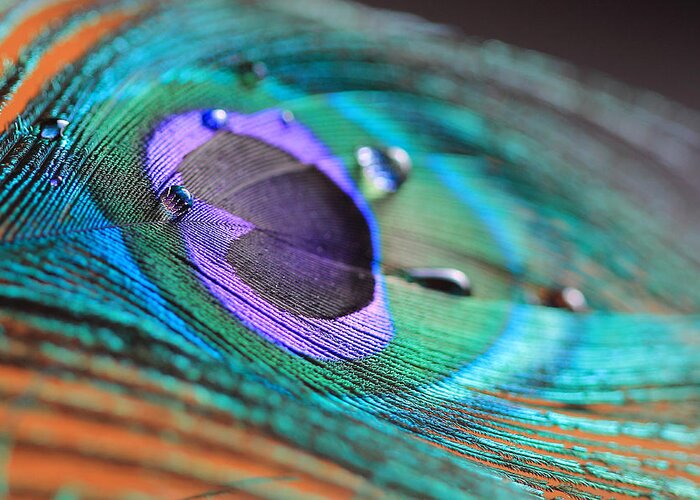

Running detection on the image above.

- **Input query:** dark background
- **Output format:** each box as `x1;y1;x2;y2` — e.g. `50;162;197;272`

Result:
359;0;700;111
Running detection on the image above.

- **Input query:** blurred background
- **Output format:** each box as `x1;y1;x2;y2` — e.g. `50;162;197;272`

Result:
360;0;700;110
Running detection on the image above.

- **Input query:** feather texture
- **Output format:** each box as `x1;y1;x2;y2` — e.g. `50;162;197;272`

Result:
0;0;699;498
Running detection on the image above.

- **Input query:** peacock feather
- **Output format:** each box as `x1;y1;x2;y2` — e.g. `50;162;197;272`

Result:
0;0;698;498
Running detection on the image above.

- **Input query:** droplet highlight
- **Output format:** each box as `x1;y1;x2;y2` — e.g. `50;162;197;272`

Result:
402;267;472;296
160;185;193;217
356;146;411;195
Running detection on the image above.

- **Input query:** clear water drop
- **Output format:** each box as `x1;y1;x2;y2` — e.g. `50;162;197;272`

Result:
356;146;411;195
201;109;228;130
39;118;69;139
49;175;63;188
402;267;472;296
160;185;193;217
280;110;295;126
541;286;588;312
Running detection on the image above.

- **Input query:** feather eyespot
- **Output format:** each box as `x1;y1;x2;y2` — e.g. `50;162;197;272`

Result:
145;108;394;360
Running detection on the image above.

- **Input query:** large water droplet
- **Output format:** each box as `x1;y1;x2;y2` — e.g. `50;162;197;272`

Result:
39;118;69;139
160;185;193;217
49;175;63;188
356;146;411;195
201;109;228;130
402;267;472;296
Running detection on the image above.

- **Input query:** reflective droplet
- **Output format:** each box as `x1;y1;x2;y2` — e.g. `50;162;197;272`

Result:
201;109;228;130
402;267;471;296
39;118;69;139
160;185;193;217
356;146;411;195
541;286;588;312
280;109;295;126
49;175;63;188
239;61;267;87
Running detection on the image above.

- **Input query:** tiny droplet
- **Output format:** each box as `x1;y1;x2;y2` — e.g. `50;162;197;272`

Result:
39;118;70;139
160;185;193;217
202;109;228;130
239;61;267;87
541;286;588;312
49;175;63;188
356;146;411;194
402;267;471;296
280;110;295;126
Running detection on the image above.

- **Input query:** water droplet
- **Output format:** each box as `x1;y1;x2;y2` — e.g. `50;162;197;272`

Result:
239;61;267;87
280;110;295;126
541;286;587;312
201;109;228;130
49;175;63;188
356;146;411;195
160;185;193;217
39;118;69;139
402;267;471;296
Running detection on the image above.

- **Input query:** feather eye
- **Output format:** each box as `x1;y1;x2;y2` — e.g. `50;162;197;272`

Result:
145;108;394;359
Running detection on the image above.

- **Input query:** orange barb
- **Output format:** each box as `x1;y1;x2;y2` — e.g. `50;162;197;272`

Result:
0;0;91;67
0;9;135;131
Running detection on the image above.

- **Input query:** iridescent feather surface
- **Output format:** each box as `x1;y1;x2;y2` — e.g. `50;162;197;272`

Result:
0;0;699;498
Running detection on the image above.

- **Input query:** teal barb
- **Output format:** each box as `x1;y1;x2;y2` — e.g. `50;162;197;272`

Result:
0;0;699;498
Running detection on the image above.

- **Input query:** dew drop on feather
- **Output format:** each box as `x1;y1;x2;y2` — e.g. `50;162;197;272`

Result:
39;118;69;139
160;185;194;217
